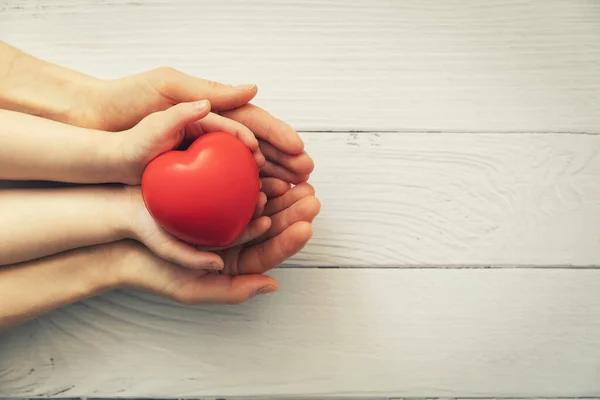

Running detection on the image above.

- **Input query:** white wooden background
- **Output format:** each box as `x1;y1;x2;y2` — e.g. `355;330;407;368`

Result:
1;0;600;397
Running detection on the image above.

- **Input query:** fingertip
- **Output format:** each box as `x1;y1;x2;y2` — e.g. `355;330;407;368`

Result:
301;153;315;174
259;191;267;205
242;134;259;151
190;251;224;270
279;120;305;154
233;84;258;100
210;259;225;271
297;182;316;196
256;284;278;295
293;174;311;185
302;196;321;218
229;274;277;304
291;221;313;239
193;99;211;112
249;215;271;235
261;177;292;198
254;150;266;167
258;215;272;230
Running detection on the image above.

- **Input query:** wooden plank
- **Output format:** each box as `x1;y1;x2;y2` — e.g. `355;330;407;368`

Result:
1;268;600;397
1;0;599;132
290;132;600;267
1;132;599;267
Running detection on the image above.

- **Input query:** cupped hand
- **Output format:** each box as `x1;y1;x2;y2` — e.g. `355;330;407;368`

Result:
116;178;320;305
114;100;262;185
121;185;271;271
85;67;314;183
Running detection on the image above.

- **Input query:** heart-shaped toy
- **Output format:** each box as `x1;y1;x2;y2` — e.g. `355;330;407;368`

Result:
141;131;260;248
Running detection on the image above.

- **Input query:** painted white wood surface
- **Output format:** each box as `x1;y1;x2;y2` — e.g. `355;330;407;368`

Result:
1;269;600;397
1;0;600;398
1;132;598;268
293;132;600;267
1;0;599;132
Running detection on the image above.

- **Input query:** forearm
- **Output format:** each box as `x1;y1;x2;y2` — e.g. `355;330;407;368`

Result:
0;185;131;265
0;41;100;125
0;109;122;183
0;243;122;332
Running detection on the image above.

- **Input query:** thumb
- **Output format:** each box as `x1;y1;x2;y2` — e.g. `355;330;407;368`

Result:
138;100;211;151
145;67;258;111
178;274;279;305
146;233;224;270
158;100;212;136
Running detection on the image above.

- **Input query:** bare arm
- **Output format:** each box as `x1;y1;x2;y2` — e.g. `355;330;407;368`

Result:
0;109;121;183
0;242;121;331
0;102;263;269
0;41;312;183
0;41;99;125
0;183;318;332
0;185;127;265
0;184;227;269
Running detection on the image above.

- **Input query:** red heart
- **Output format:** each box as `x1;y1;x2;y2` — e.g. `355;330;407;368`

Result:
141;131;260;248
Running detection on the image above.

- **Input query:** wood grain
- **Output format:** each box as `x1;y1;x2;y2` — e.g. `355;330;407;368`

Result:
1;0;599;132
288;132;600;267
2;269;600;397
1;132;598;267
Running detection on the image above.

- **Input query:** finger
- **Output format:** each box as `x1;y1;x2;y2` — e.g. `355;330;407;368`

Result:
188;112;259;151
148;67;258;111
239;221;313;275
148;235;224;270
197;215;270;252
258;196;321;242
264;182;316;216
259;140;315;175
143;100;211;139
254;192;268;218
254;149;266;167
260;161;310;184
220;104;304;155
178;273;279;305
183;119;264;166
261;177;291;198
230;216;271;246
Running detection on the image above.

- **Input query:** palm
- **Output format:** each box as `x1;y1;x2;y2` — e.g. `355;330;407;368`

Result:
160;221;314;305
132;183;320;305
94;69;314;183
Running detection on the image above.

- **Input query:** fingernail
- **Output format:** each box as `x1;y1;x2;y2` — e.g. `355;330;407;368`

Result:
194;100;209;110
208;261;222;270
256;285;277;295
234;84;256;91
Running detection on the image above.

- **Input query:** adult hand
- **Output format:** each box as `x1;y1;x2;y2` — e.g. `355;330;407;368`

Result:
0;184;317;330
87;67;314;184
121;185;271;271
0;44;314;183
118;180;320;304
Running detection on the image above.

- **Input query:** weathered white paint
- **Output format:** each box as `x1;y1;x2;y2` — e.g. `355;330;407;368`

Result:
1;0;599;132
1;0;599;398
1;132;599;268
1;269;600;397
292;132;600;267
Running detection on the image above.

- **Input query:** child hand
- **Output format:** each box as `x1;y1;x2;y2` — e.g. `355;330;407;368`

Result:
114;100;264;185
113;183;318;305
121;186;271;270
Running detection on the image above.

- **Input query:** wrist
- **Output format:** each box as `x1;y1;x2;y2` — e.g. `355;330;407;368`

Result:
0;42;103;126
97;131;131;184
100;239;151;290
77;243;126;294
112;185;146;242
99;184;138;242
